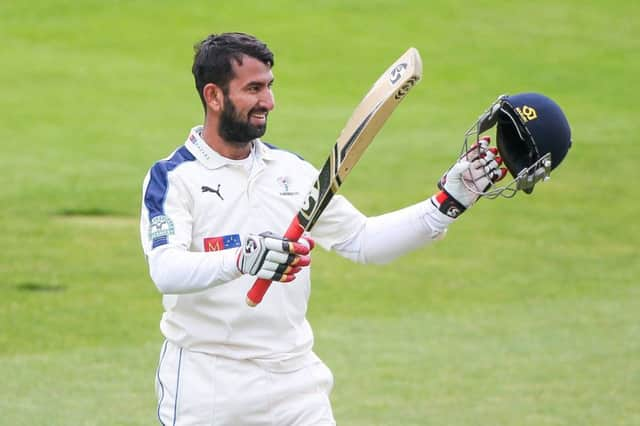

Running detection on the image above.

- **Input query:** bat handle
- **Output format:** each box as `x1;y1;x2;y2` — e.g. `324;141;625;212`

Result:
246;216;305;307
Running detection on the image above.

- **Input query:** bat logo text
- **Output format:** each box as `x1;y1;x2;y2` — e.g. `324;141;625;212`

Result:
298;181;320;228
389;63;408;84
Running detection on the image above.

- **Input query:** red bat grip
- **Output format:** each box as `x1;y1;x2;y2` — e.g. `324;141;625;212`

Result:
245;216;305;306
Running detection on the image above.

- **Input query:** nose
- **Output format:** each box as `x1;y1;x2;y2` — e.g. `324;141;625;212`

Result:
259;88;275;111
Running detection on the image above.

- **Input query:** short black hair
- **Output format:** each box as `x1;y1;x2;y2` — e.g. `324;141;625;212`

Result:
192;32;274;109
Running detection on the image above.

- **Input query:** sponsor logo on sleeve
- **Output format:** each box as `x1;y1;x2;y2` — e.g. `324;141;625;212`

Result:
149;215;175;240
204;234;242;252
149;215;175;248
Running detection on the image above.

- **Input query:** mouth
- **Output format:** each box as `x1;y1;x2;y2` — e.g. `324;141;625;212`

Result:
249;110;268;126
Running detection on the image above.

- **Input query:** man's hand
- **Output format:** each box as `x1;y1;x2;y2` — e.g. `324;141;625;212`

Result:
237;232;314;282
432;136;507;218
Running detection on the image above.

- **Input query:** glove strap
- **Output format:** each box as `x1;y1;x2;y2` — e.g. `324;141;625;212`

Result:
431;190;466;219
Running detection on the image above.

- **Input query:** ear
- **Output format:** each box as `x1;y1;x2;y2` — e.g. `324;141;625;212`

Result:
203;83;224;112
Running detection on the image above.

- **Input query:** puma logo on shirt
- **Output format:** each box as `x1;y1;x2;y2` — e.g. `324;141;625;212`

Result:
201;184;224;200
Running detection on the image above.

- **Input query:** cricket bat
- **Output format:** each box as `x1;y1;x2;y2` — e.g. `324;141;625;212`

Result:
246;47;423;307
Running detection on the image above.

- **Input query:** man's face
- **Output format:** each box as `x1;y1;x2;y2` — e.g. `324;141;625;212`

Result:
219;56;275;144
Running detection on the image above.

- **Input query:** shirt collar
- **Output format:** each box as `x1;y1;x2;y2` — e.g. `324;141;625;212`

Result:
185;125;274;169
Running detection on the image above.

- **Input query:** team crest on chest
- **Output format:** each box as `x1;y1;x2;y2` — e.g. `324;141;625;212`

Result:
277;176;299;196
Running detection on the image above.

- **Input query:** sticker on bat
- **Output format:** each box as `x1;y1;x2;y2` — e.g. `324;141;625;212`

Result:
389;62;408;84
298;180;320;228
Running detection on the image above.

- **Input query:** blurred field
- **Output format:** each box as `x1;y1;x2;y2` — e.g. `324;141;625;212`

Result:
1;1;638;425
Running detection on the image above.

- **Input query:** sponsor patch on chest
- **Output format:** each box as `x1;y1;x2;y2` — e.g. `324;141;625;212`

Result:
203;234;242;252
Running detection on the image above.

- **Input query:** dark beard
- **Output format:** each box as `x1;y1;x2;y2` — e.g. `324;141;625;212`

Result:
218;94;267;144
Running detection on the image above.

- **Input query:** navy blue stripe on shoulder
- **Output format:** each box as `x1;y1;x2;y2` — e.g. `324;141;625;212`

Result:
144;146;196;221
262;141;305;160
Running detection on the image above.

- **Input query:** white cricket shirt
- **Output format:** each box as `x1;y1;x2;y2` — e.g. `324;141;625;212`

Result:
140;126;367;361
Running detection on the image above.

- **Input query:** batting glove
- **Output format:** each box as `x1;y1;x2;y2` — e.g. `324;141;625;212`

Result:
236;232;314;282
432;136;507;218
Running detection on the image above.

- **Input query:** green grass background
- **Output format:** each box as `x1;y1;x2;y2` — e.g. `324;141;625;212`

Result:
1;1;638;425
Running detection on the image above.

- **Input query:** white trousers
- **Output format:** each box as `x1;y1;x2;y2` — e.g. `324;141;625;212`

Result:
155;340;336;425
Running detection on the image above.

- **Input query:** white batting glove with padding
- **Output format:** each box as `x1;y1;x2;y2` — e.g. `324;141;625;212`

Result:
431;136;507;219
236;232;314;282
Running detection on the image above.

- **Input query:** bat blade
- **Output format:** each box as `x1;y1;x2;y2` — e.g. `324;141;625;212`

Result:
246;47;423;306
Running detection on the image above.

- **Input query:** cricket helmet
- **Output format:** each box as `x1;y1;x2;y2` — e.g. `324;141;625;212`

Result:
464;92;572;197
